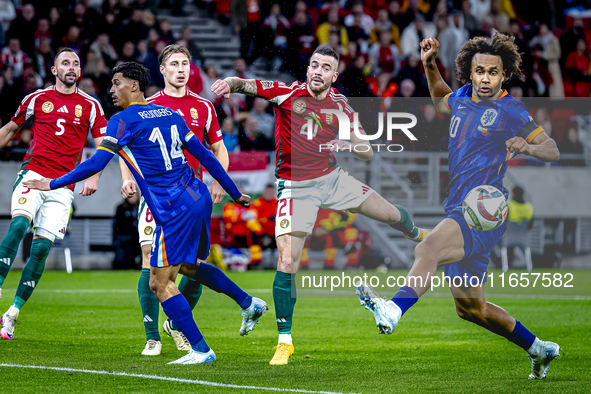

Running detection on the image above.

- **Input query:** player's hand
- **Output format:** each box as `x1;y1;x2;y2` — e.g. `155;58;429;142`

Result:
505;136;532;155
235;194;251;208
209;180;226;204
79;177;99;196
420;37;440;63
22;178;51;191
327;139;351;152
211;79;231;99
121;179;137;199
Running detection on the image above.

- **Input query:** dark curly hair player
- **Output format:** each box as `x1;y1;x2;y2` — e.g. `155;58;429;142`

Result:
355;32;562;380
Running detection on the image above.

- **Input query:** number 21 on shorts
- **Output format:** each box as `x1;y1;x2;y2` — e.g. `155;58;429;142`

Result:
277;198;292;230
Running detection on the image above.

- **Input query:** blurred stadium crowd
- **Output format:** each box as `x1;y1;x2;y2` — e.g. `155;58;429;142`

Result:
0;0;589;160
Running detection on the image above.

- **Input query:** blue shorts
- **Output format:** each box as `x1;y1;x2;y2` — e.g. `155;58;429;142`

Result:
443;206;506;284
150;191;212;268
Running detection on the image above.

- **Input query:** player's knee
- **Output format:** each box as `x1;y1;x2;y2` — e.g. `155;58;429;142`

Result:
455;302;484;322
414;238;436;260
277;252;292;273
148;275;161;296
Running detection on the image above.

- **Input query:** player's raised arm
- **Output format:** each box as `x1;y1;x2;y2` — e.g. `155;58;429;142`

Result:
212;77;259;98
421;37;453;115
0;121;22;149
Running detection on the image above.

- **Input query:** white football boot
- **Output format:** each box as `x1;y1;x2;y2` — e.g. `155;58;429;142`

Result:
239;297;268;336
0;306;20;340
141;339;162;356
527;339;561;379
163;319;191;351
355;281;401;335
168;349;216;364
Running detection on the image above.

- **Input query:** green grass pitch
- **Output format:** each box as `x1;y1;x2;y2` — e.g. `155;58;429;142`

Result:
1;269;590;393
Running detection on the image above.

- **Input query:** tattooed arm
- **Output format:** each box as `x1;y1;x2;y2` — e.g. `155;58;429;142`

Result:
211;78;259;98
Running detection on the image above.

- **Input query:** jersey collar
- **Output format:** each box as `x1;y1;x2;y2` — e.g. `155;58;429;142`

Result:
130;101;149;105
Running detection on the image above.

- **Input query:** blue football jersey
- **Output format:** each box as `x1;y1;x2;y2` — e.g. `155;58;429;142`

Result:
101;102;207;224
442;84;544;213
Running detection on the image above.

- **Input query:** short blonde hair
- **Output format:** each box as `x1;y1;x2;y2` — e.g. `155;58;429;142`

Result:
158;44;192;66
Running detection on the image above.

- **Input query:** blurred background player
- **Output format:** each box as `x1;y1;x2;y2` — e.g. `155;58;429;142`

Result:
0;48;107;340
212;44;427;365
25;62;267;365
119;45;255;356
357;33;561;380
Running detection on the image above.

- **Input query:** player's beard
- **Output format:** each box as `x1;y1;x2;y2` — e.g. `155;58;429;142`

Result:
307;75;331;94
57;71;78;88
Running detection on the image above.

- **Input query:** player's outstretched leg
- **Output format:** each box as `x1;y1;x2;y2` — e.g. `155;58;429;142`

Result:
0;216;31;300
138;266;162;355
163;275;201;351
1;236;51;340
451;285;561;379
350;193;430;243
190;262;267;336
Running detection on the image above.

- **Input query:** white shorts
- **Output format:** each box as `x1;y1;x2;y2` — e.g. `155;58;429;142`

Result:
11;170;74;241
275;167;374;237
138;196;156;246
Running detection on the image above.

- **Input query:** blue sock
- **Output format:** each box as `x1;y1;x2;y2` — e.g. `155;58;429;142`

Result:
391;286;418;316
193;262;252;309
509;321;536;351
161;294;210;353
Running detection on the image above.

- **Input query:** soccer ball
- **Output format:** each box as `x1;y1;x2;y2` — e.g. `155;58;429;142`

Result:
462;185;508;231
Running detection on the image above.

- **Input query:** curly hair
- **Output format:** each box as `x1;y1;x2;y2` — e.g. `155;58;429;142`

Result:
112;62;151;92
455;32;524;85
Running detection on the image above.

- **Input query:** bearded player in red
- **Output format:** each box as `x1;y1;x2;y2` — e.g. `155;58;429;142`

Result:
0;48;107;340
120;45;265;356
212;44;428;365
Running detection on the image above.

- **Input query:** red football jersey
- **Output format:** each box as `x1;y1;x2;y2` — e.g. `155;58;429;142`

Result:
147;89;222;179
255;80;358;180
12;86;107;191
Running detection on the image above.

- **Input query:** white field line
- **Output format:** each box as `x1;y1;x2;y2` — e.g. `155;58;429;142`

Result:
1;288;590;300
0;364;360;394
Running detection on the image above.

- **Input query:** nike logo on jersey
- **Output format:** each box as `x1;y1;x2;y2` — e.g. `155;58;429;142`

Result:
57;105;69;113
458;105;467;109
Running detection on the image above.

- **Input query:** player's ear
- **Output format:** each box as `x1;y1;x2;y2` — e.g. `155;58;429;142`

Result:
50;66;57;77
332;71;339;83
159;64;165;76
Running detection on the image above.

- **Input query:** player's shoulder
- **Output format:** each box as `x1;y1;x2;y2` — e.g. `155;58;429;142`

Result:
186;89;215;107
497;91;529;117
449;84;472;98
146;90;163;103
21;85;54;103
328;86;349;102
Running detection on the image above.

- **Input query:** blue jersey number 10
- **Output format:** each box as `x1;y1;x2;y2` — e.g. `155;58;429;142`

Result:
449;115;461;138
149;125;186;170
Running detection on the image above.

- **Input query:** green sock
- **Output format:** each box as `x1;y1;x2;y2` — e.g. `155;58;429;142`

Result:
392;204;419;238
13;237;51;309
0;216;30;287
170;276;203;330
273;271;297;334
138;268;161;341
